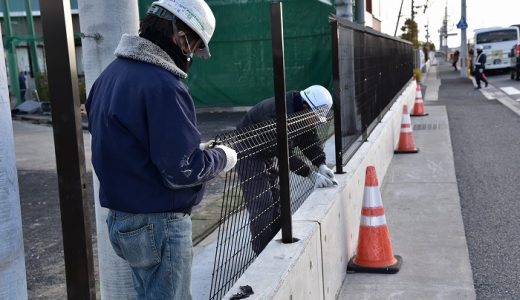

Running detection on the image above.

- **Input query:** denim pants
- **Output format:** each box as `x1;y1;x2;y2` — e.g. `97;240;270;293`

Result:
107;210;192;299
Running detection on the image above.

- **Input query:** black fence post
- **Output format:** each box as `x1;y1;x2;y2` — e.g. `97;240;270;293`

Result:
330;19;344;174
39;0;96;299
270;2;293;244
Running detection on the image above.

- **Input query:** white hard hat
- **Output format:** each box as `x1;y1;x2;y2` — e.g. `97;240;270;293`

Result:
151;0;215;59
477;45;484;50
300;85;333;120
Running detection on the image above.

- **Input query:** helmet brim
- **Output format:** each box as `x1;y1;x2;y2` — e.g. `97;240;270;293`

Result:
195;45;211;59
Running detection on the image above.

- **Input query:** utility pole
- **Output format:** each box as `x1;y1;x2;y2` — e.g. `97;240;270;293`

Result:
78;0;139;298
460;0;468;78
1;0;21;105
0;26;28;300
355;0;365;25
335;0;353;21
394;0;404;36
443;3;448;58
411;0;415;21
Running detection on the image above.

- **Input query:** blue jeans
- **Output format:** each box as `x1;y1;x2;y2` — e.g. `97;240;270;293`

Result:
107;210;193;299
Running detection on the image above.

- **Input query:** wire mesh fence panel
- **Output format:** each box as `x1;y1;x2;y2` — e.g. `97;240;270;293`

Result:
209;108;332;300
332;17;414;166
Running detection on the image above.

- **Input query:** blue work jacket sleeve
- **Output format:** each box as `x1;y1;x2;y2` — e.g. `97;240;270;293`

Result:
146;81;227;189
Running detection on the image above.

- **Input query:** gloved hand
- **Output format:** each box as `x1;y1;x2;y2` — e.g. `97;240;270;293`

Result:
319;164;335;180
215;145;237;173
310;172;335;188
199;139;216;150
479;69;483;73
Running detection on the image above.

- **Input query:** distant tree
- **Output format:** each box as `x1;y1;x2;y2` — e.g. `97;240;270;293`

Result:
400;18;419;48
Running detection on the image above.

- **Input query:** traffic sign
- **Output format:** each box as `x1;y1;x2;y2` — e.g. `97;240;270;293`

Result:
457;17;468;29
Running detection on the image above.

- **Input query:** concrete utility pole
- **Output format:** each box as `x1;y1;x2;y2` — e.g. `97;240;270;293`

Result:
335;0;353;21
0;26;28;300
394;0;405;36
355;0;365;25
443;3;448;58
460;0;467;78
78;0;139;298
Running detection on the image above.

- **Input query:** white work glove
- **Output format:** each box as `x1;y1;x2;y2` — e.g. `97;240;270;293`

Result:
479;69;483;73
199;139;216;150
318;164;335;181
310;172;335;188
215;145;237;173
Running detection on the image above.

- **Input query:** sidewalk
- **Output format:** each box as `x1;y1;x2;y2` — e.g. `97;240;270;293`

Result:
339;65;476;298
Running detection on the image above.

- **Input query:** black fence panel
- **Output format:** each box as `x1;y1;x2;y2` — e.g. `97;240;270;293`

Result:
331;17;414;168
208;108;332;300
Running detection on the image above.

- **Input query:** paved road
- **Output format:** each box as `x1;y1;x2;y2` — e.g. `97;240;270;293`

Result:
484;72;520;102
436;64;520;299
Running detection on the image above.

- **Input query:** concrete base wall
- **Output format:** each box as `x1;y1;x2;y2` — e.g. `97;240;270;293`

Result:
224;79;417;299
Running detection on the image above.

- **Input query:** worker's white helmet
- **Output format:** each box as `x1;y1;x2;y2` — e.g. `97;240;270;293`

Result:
476;45;484;51
151;0;216;59
300;85;333;121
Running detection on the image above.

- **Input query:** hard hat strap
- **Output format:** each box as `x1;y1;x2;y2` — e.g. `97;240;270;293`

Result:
301;92;318;110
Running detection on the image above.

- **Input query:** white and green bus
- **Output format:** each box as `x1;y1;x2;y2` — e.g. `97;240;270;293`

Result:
473;26;520;71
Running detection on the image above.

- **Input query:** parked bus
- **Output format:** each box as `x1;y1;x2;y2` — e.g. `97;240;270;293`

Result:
473;26;520;72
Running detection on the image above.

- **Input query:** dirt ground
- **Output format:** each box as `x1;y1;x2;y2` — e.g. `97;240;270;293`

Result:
14;111;244;299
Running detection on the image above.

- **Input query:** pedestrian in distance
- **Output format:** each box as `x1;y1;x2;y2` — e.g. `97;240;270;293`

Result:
474;45;488;89
452;50;460;71
235;85;337;255
86;0;237;299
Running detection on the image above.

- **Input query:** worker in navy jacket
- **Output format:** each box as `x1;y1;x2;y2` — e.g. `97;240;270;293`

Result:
236;85;336;255
86;1;236;298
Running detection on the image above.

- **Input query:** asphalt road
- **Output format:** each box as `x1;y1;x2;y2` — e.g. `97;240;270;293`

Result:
436;65;520;299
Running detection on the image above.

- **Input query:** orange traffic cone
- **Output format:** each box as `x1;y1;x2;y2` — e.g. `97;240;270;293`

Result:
411;84;428;117
394;104;419;154
347;166;402;274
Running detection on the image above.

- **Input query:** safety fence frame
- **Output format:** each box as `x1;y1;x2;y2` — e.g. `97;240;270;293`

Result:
330;16;414;172
208;8;414;300
208;108;333;300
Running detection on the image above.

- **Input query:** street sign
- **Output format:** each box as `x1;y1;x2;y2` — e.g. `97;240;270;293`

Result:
457;16;468;29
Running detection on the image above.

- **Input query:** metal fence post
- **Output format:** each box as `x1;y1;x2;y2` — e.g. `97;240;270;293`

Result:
331;19;344;174
39;0;96;299
271;2;293;244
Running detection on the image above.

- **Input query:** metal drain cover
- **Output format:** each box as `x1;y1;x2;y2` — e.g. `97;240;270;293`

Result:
413;123;441;130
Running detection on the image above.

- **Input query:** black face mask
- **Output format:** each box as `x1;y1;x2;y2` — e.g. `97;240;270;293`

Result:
140;31;192;73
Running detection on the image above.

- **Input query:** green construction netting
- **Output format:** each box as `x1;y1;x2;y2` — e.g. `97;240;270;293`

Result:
139;0;334;107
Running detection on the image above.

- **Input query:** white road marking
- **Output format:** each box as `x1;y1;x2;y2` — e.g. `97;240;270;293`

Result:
500;86;520;95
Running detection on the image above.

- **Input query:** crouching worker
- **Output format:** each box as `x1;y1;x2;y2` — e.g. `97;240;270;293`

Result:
235;85;337;255
86;0;237;299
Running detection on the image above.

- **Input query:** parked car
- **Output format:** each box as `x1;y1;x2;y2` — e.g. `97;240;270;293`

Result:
509;43;520;80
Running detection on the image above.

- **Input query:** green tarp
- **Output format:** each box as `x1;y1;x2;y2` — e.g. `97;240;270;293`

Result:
139;0;334;107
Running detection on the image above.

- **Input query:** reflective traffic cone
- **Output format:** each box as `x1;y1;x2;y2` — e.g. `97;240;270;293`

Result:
347;166;402;274
411;84;428;117
394;104;419;154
